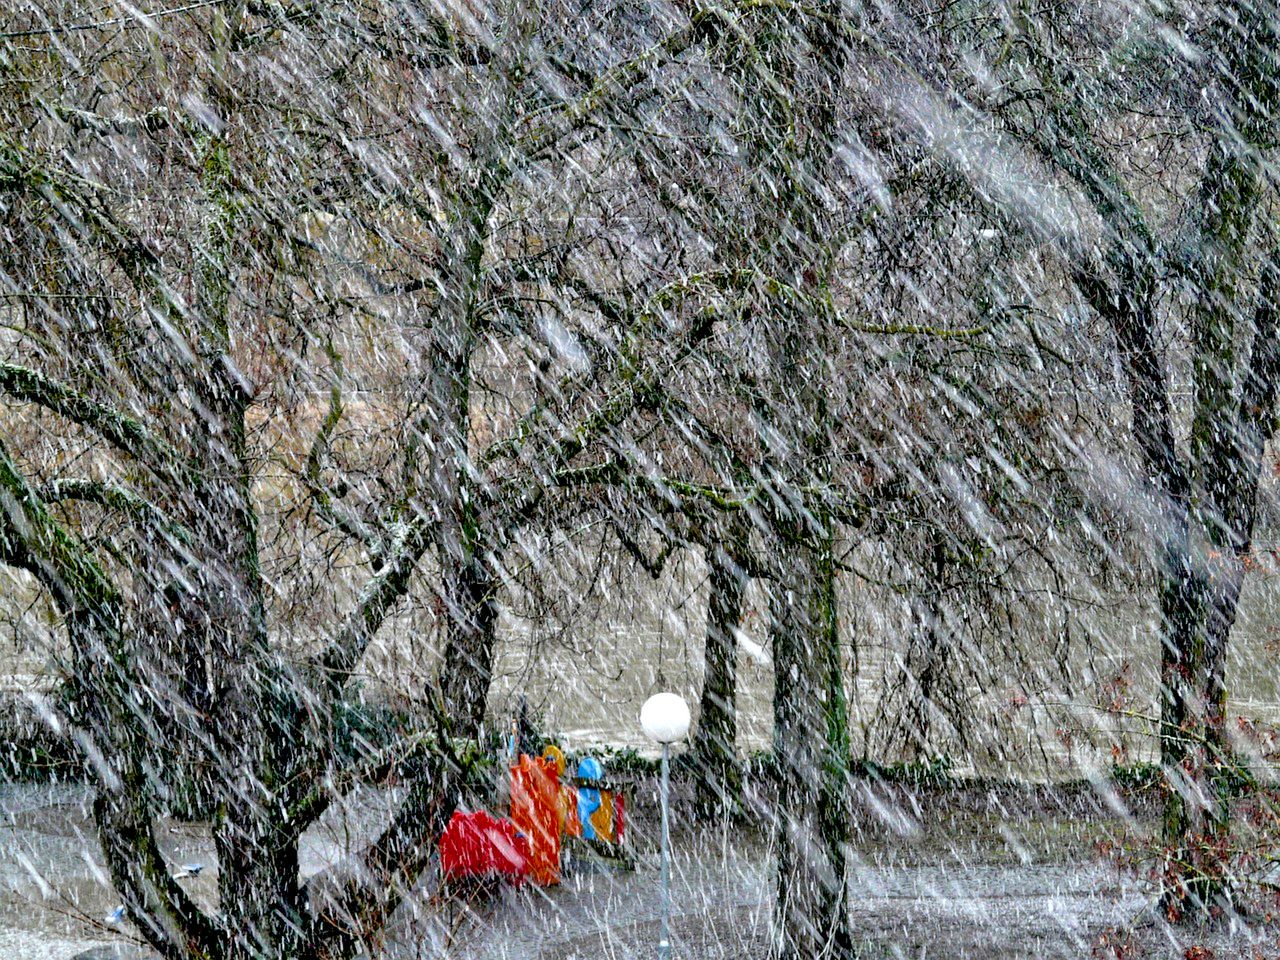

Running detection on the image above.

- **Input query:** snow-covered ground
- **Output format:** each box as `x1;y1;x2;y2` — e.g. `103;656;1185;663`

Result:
2;779;1270;960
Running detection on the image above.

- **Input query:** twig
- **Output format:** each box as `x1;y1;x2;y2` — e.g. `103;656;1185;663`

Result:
0;0;227;38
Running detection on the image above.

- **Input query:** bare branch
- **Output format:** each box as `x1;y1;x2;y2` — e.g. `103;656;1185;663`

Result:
38;478;191;544
0;363;188;483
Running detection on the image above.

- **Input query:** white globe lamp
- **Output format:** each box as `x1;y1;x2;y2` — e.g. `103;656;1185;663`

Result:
641;692;691;744
641;691;689;960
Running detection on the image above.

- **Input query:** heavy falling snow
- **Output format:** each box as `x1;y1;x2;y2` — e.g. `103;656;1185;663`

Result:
1;1;1279;958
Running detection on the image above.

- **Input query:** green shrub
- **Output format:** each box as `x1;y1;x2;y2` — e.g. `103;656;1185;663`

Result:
1108;761;1162;792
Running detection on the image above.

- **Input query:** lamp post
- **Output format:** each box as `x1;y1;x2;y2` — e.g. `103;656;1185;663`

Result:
641;692;690;960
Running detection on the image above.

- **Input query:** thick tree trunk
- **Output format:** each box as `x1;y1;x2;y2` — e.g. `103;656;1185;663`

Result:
190;118;312;959
734;3;852;951
1176;8;1277;912
0;445;226;959
439;554;499;736
200;369;312;960
428;188;499;743
1092;253;1210;912
1203;273;1280;724
693;516;748;821
770;516;851;960
87;621;226;960
1100;240;1280;918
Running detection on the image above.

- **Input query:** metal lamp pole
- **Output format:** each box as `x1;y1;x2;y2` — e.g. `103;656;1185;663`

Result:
659;740;671;960
641;692;689;960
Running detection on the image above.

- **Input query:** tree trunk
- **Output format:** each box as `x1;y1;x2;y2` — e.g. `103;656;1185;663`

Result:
427;183;500;744
439;553;499;737
693;515;748;821
189;111;313;958
726;2;852;952
0;444;226;959
87;617;226;960
1099;241;1280;918
1089;250;1210;913
770;513;851;960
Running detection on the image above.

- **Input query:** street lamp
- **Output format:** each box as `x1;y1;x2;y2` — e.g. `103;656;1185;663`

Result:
641;692;690;960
